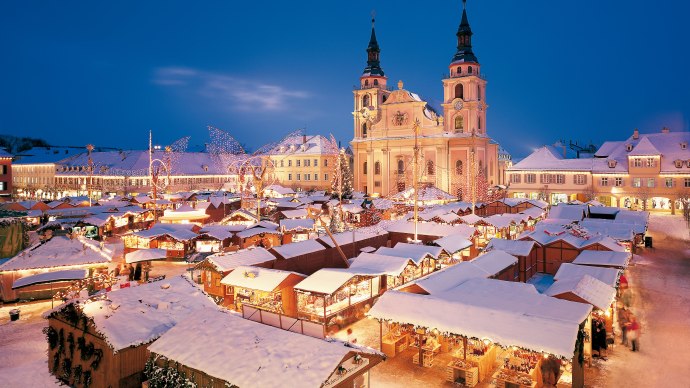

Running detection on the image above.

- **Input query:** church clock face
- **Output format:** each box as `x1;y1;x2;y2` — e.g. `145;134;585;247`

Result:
454;100;463;110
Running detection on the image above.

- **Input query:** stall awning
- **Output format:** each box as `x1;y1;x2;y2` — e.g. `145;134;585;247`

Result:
12;269;88;289
125;248;168;264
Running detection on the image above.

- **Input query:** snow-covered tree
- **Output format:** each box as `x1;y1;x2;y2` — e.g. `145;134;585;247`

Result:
331;149;353;199
328;205;346;233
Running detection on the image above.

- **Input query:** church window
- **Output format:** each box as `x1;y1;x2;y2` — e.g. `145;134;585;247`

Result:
455;84;464;100
373;79;379;86
374;161;381;175
427;160;435;175
478;116;482;130
457;66;462;75
455;160;463;175
362;94;370;108
454;115;464;131
362;123;368;138
364;80;369;87
397;160;404;174
468;66;473;74
363;161;368;175
477;85;481;101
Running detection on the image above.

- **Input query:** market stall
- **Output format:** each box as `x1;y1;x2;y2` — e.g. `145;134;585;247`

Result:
221;266;305;317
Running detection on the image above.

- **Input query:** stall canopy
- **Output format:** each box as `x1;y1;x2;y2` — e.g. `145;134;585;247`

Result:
571;251;630;269
368;280;592;359
294;268;361;295
433;235;473;254
554;263;620;288
348;252;414;276
485;238;535;257
471;250;518;275
205;247;276;272
544;274;616;311
12;269;88;289
125;248;168;264
406;262;490;294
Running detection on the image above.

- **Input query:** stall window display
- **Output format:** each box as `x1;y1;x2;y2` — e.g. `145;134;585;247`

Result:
236;287;284;313
297;277;378;321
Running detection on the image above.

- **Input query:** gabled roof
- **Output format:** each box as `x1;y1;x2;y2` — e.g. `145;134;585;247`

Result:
485;238;535;257
545;274;616;311
205;247;276;272
510;146;593;172
628;137;661;156
221;266;304;292
0;235;115;272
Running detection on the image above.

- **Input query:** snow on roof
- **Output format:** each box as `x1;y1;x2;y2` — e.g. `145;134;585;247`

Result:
221;266;304;292
509;146;593;172
408;262;490;294
348;252;413;276
375;243;445;265
125;248;168;264
527;199;550;209
385;220;475;240
480;214;518;229
554;263;620;288
459;214;483;225
578;219;635;241
134;223;198;241
571;251;630;269
614;210;649;232
50;276;218;351
485;238;535;257
265;184;296;195
520;206;546;219
147;308;373;388
281;209;308;219
437;213;460;223
12;269;88;289
390;185;455;202
198;225;235;241
0;236;114;272
628;137;661;156
548;204;587;221
368;286;591;358
317;230;387;248
294;268;361;294
272;239;325;259
545;274;616;311
433;234;472;253
236;227;281;239
470;250;518;275
280;218;315;232
205;247;276;272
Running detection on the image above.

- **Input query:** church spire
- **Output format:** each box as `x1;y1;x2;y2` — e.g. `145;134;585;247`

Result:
363;15;385;77
452;0;478;64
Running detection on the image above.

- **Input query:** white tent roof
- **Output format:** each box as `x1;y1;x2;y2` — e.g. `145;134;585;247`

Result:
294;268;360;295
205;247;276;272
485;238;535;257
12;269;88;289
554;263;620;288
471;250;518;275
433;235;473;254
348;252;413;276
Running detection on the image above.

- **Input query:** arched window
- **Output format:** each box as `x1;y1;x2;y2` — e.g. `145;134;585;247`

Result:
468;66;473;74
454;115;464;131
363;161;368;175
478;116;482;130
373;79;379;86
362;94;370;108
478;160;483;174
374;161;381;175
362;123;367;138
456;66;462;75
455;84;464;100
477;85;481;101
364;80;369;86
397;159;404;174
455;160;463;175
427;160;435;175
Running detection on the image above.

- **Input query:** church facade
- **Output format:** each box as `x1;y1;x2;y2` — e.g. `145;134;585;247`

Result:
350;3;502;198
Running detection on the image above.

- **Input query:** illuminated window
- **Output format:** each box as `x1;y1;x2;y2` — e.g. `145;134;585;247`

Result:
455;84;464;100
455;115;464;131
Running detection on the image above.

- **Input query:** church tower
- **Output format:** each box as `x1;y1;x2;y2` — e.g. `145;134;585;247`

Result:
441;0;488;136
353;16;389;139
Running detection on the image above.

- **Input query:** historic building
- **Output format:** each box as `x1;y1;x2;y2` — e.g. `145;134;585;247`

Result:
507;128;690;213
350;2;502;198
0;148;12;200
267;135;339;191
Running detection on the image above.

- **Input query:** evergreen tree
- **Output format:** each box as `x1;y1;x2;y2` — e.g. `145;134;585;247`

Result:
330;149;353;199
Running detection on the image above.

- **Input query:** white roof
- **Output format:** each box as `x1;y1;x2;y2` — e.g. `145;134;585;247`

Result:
548;205;587;221
385;221;476;240
12;269;88;289
545;274;616;311
485;238;536;257
206;247;276;272
368;284;591;358
134;223;198;241
317;230;387;248
49;276;218;351
577;219;635;241
459;214;483;225
571;250;630;269
480;214;518;229
348;252;414;276
409;262;490;294
471;250;518;275
280;218;315;231
221;266;304;292
236;227;281;239
509;146;593;172
272;239;326;259
433;235;473;253
281;209;308;219
294;268;359;295
125;248;168;264
375;245;437;265
437;213;460;223
0;236;114;272
554;263;620;288
390;185;455;202
520;206;546;219
198;225;235;241
148;309;372;388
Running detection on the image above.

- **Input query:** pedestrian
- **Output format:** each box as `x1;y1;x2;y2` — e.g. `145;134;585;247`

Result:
628;315;641;352
620;288;633;309
619;308;630;346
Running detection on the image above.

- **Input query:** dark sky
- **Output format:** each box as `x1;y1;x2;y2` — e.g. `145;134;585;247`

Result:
1;0;688;159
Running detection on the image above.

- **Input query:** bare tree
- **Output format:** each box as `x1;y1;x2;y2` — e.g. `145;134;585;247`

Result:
635;185;653;211
675;186;690;224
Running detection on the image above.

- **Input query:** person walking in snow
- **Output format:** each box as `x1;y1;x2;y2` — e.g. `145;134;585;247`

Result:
619;308;630;346
628;314;641;352
620;287;633;309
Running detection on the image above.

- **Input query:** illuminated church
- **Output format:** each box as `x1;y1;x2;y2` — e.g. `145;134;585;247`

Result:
350;1;507;197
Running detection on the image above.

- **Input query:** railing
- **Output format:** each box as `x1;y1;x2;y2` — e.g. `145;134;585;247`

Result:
442;72;486;80
353;84;394;91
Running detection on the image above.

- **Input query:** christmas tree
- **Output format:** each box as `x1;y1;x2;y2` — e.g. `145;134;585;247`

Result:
331;148;353;199
328;205;346;233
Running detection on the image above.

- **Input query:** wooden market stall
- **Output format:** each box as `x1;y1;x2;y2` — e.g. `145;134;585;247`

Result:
124;223;199;259
485;238;539;282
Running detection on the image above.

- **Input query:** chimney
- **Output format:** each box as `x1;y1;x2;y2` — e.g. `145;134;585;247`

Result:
633;128;639;140
661;126;670;134
302;135;307;144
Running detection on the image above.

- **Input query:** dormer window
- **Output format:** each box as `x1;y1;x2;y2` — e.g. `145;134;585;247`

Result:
674;159;684;168
625;144;633;152
280;146;286;153
202;165;208;172
300;144;307;152
608;159;617;168
682;142;687;150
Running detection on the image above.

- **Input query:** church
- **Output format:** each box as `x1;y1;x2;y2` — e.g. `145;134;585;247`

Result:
350;1;507;198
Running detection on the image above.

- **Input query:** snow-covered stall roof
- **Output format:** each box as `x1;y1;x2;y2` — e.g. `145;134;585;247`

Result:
205;247;276;272
579;219;636;241
433;234;472;254
281;209;308;219
547;204;587;222
280;218;315;231
545;274;616;311
125;248;167;264
133;223;198;241
148;308;379;388
407;262;490;294
391;242;445;259
0;236;114;272
348;252;414;276
554;263;620;288
271;239;325;259
317;230;387;248
198;225;235;241
390;185;456;202
375;244;440;265
368;286;591;358
520;206;546;219
47;276;218;351
221;266;304;292
235;227;281;239
479;214;519;229
294;268;360;295
571;251;630;269
437;213;460;224
385;221;476;240
459;213;483;225
12;269;88;289
485;238;536;257
471;250;518;275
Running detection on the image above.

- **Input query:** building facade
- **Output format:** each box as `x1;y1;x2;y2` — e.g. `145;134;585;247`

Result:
0;149;12;200
350;4;501;198
267;135;339;192
507;128;690;213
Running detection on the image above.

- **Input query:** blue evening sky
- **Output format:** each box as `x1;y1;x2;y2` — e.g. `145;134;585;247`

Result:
1;0;688;159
